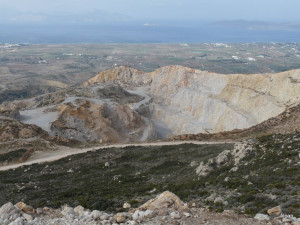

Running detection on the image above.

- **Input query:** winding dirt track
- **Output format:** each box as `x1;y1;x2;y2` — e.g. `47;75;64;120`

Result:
0;141;233;171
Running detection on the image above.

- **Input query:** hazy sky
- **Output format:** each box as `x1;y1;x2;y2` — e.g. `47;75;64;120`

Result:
0;0;299;24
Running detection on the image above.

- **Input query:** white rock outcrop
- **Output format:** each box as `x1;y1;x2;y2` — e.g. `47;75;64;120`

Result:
254;213;270;221
85;66;300;137
139;191;187;211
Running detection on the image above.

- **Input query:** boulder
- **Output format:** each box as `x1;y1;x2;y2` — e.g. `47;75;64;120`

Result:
267;206;282;216
183;212;190;217
170;212;181;219
74;205;85;217
61;205;74;216
35;208;44;215
132;209;154;220
1;213;10;220
100;213;109;220
22;213;33;222
10;213;21;221
139;191;187;211
0;202;15;215
132;210;139;221
8;217;24;225
123;202;131;209
91;210;102;220
114;213;127;223
15;202;34;214
254;213;270;221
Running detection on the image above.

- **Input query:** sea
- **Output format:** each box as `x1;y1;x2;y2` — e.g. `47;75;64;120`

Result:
0;24;300;44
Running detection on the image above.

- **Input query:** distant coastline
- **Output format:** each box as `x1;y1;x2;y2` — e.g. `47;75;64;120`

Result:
1;24;300;44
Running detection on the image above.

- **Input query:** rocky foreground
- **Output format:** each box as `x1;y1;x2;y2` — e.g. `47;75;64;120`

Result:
0;191;299;225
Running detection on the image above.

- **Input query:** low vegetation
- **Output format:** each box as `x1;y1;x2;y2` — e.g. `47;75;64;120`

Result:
0;144;232;212
0;132;299;217
0;149;27;165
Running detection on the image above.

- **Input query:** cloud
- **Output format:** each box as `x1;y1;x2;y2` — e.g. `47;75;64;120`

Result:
143;23;160;27
9;14;46;23
0;0;299;24
0;7;132;25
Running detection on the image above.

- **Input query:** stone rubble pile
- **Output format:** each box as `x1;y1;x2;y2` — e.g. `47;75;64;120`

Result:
254;205;300;225
0;192;299;225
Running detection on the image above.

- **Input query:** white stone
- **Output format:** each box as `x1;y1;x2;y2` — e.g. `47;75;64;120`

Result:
254;213;270;221
0;203;15;215
101;220;111;225
170;212;181;219
91;210;102;220
144;210;153;218
61;205;75;216
282;217;293;222
114;213;127;223
230;167;238;172
267;206;282;216
184;212;190;217
74;205;85;217
22;213;33;222
8;217;24;225
100;214;109;220
123;203;131;209
132;210;140;220
1;213;10;220
190;161;198;167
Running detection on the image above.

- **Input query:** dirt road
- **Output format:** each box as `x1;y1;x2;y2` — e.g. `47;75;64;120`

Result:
0;140;233;171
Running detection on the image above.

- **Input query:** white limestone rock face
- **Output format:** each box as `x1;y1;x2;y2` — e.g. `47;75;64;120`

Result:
3;65;300;144
80;66;300;138
147;66;300;136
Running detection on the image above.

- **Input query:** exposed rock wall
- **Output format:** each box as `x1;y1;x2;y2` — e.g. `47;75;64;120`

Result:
2;65;300;143
0;116;48;142
86;66;300;137
51;100;145;143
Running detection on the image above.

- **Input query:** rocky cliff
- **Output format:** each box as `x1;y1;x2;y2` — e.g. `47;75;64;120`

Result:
0;116;48;143
0;83;156;144
1;65;300;143
85;65;300;138
51;100;144;143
